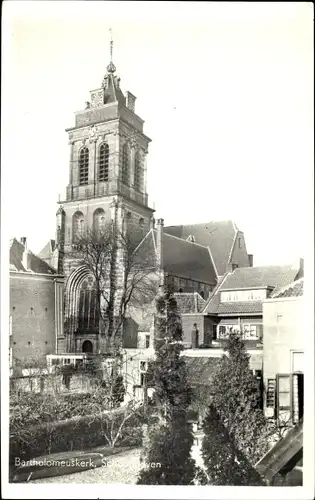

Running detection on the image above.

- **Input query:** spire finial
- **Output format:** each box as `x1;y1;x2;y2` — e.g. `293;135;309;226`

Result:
107;27;116;74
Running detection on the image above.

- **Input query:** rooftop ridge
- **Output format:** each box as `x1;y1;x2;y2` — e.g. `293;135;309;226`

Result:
153;229;209;249
271;277;304;298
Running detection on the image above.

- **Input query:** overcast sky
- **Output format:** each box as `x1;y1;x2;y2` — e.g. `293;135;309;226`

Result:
2;1;313;266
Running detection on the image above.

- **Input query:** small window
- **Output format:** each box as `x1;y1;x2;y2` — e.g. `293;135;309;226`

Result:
145;335;150;349
122;143;129;185
139;218;144;227
140;361;147;372
79;147;89;185
200;291;205;299
134;150;142;191
238;237;242;248
99;143;109;181
140;373;146;386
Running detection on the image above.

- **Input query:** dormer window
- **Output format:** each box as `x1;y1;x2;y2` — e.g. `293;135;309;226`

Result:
221;289;267;302
187;235;195;243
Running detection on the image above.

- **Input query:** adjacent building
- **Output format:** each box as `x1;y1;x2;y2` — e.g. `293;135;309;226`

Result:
9;238;64;373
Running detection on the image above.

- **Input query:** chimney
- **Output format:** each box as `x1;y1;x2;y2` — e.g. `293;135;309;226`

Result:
156;218;164;288
20;237;27;248
126;91;136;112
22;247;30;271
227;263;238;273
248;254;254;267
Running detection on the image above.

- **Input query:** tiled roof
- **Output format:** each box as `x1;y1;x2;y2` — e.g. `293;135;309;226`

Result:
203;264;301;315
220;265;299;294
184;356;221;387
271;278;304;298
164;220;247;277
10;238;56;275
215;301;263;315
134;229;216;285
174;292;206;314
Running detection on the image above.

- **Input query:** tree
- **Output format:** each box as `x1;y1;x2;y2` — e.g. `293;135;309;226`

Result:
137;292;196;485
201;404;265;485
68;220;158;354
210;333;269;465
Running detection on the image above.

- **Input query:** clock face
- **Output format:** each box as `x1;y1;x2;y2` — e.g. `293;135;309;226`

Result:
91;90;104;108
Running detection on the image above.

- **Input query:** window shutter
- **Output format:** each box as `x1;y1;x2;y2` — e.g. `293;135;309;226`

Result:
266;378;276;417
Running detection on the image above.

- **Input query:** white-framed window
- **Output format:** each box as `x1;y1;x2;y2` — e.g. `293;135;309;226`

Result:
218;324;241;339
139;360;148;386
243;324;258;340
221;289;267;302
217;323;260;340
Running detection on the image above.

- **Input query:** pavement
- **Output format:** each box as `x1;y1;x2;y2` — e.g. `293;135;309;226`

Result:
32;448;142;484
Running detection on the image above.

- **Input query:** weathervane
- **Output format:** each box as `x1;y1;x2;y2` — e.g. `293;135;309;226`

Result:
107;27;116;74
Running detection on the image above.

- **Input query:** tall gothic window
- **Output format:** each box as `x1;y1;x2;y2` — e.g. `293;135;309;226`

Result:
99;143;109;181
93;208;106;233
79;147;89;185
72;211;84;242
134;150;142;191
122;143;129;185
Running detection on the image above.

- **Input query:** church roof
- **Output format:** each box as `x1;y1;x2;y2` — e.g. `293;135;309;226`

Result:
152;230;216;285
103;72;126;107
10;238;56;275
164;220;248;277
134;229;216;285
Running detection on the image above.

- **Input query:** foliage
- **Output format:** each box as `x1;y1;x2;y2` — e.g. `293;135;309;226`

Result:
137;291;196;485
69;223;158;352
201;404;265;485
10;410;144;473
210;333;269;465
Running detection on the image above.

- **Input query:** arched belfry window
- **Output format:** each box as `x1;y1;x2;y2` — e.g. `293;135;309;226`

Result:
72;211;84;242
93;208;106;233
134;150;142;191
79;147;89;185
99;143;109;181
122;143;129;185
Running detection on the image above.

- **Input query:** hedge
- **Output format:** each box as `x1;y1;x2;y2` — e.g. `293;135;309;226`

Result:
10;411;144;477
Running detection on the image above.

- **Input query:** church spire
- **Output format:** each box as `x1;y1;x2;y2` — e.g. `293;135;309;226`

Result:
106;28;116;74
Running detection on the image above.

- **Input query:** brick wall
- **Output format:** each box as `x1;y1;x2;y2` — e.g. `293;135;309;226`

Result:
10;273;59;365
181;314;205;346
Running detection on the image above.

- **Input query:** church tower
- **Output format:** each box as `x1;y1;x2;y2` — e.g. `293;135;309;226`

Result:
56;35;155;354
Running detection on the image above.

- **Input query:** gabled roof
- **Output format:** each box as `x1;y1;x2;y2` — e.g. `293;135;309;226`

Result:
152;230;216;285
38;239;56;263
134;229;216;285
270;278;304;299
10;238;56;275
203;264;301;315
220;265;299;293
164;220;247;277
174;292;206;314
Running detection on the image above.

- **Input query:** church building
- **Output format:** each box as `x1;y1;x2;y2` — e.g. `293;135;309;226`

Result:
39;40;253;358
